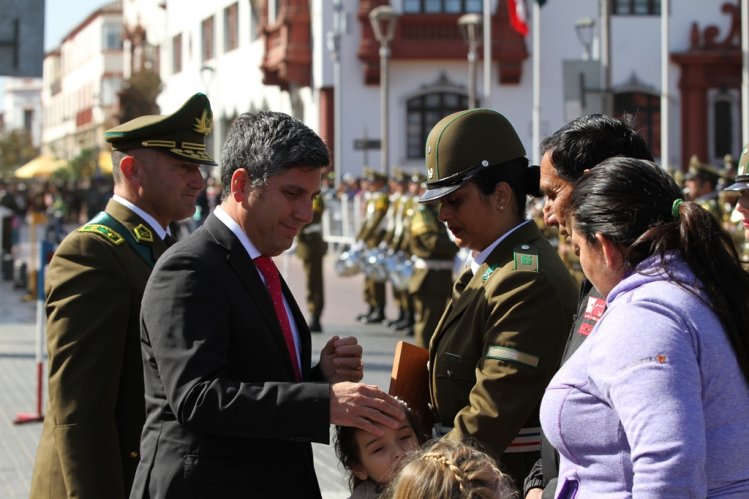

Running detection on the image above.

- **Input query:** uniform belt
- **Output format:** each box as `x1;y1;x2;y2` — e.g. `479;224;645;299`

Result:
432;424;541;453
412;258;454;270
301;224;322;234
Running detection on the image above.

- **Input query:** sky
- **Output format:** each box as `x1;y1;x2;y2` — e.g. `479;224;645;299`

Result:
0;0;108;111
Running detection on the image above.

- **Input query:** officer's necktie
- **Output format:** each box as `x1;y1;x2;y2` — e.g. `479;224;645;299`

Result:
452;266;474;302
254;256;302;381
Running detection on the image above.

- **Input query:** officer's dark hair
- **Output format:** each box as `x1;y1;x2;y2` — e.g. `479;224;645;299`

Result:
472;156;541;216
541;114;653;183
569;157;749;383
220;111;330;200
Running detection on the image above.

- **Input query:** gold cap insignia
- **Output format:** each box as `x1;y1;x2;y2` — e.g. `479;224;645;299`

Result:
194;109;213;135
133;224;154;243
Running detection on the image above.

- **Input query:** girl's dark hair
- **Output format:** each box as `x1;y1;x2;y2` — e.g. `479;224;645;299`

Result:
334;400;429;491
472;156;540;215
569;157;749;383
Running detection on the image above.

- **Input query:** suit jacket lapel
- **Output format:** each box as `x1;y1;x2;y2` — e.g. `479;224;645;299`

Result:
204;214;299;380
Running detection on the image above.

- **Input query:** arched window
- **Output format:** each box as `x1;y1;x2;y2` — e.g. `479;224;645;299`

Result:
614;91;660;157
406;91;469;159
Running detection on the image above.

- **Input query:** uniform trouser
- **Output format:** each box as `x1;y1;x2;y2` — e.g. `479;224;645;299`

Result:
391;288;411;317
413;292;449;348
364;277;386;310
303;256;324;318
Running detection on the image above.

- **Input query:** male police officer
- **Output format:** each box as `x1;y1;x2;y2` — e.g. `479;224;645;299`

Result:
30;94;215;499
685;156;723;221
354;168;390;323
295;192;327;332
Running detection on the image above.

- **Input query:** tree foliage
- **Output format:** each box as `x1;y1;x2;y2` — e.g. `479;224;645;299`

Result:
117;69;163;124
0;129;39;177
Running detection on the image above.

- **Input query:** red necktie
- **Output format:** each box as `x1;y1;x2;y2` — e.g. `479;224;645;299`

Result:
254;256;302;381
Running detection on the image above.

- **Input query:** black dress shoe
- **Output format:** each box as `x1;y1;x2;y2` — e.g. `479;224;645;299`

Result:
363;309;385;324
356;307;375;322
395;319;415;331
308;317;322;333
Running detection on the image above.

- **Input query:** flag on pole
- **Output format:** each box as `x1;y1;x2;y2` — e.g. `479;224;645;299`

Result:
508;0;529;36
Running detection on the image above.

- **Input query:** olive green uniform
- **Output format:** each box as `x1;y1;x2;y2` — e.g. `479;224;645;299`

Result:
429;221;578;486
407;202;458;348
30;200;170;499
356;188;389;318
295;196;326;326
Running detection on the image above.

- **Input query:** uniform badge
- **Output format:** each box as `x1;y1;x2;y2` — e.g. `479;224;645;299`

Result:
193;109;213;135
513;243;539;272
482;264;497;282
133;224;154;243
79;224;125;245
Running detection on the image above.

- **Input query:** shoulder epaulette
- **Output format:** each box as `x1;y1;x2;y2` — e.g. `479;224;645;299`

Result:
513;243;539;272
79;224;125;245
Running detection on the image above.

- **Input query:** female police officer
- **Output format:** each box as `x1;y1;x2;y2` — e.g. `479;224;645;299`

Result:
419;109;578;488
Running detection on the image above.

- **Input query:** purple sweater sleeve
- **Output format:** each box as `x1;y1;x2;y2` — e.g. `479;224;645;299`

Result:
587;298;707;497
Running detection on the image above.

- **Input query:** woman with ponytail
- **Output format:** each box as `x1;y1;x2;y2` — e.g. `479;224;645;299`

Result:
540;157;749;497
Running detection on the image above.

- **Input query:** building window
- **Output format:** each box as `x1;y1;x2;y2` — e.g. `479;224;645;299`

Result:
103;24;123;50
403;0;482;14
614;91;661;158
613;0;660;15
709;89;739;165
23;110;33;135
172;33;182;74
406;92;468;159
202;16;215;62
224;3;239;53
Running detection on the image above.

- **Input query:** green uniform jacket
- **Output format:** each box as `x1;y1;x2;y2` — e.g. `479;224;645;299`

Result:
31;200;169;499
356;190;389;247
295;196;326;259
429;221;577;463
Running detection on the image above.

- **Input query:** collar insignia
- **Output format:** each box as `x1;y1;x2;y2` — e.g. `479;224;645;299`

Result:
133;224;154;243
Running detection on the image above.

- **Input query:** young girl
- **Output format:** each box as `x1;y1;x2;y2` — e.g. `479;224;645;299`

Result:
335;400;428;499
386;438;517;499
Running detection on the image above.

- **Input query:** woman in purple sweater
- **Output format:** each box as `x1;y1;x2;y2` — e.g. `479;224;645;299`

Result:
540;157;749;498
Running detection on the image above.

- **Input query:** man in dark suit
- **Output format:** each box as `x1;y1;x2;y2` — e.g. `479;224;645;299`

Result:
131;111;406;499
30;93;216;499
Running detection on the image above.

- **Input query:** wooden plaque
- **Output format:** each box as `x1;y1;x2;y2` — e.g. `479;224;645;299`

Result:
388;341;433;431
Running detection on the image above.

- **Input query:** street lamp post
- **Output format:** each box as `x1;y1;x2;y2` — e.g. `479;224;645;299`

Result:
574;17;595;60
369;5;397;178
458;13;482;109
327;0;346;190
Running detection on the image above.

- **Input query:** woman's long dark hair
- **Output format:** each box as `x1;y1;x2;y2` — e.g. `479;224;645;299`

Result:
569;157;749;383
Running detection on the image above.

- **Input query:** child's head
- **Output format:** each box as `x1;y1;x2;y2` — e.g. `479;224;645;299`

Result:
385;439;517;499
335;399;428;490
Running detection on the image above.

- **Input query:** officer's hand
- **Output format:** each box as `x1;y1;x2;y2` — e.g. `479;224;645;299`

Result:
330;382;405;435
319;336;364;383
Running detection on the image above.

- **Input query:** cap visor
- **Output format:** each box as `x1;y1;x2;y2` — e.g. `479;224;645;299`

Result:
419;182;463;203
723;180;749;191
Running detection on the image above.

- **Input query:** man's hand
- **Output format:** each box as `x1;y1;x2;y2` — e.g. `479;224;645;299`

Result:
526;488;543;499
330;382;405;435
319;336;363;383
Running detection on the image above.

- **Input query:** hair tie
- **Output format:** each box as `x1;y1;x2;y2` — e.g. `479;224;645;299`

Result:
671;198;683;220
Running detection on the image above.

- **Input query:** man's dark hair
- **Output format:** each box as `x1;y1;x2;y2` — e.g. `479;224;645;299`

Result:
540;114;654;183
220;111;330;199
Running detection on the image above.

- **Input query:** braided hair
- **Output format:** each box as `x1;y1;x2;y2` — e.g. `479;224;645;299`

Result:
385;439;517;499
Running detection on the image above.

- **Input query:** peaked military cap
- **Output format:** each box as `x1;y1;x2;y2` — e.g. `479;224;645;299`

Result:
420;108;526;203
724;142;749;191
685;156;721;183
104;93;217;165
365;168;388;183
